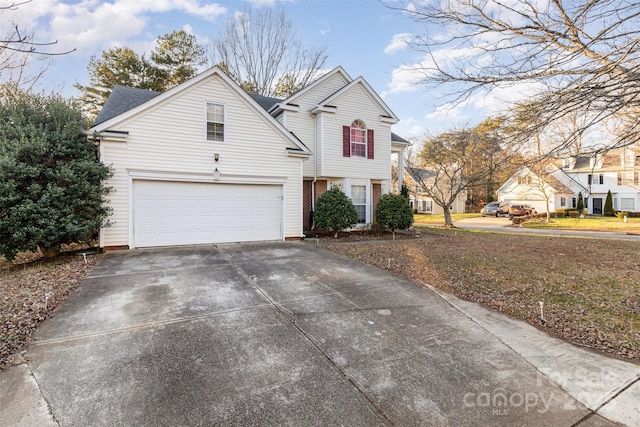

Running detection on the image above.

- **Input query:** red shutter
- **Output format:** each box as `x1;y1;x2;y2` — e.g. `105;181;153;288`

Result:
343;126;350;157
367;129;374;159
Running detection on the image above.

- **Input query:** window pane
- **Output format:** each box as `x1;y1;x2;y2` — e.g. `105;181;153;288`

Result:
351;142;366;157
207;123;224;141
351;186;366;204
621;198;634;210
207;103;224;122
351;185;366;223
354;205;366;223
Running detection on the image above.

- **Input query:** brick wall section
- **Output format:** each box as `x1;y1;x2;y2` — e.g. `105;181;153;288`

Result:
303;179;328;232
372;183;382;223
303;180;312;231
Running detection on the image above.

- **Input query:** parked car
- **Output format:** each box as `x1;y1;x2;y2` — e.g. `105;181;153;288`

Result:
480;201;511;217
509;204;537;217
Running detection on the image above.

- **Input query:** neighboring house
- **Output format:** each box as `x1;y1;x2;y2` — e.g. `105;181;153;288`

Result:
497;147;640;214
497;164;583;214
404;167;467;214
89;66;409;249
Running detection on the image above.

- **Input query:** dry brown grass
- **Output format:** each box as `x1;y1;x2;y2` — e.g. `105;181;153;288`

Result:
325;228;640;361
0;252;102;368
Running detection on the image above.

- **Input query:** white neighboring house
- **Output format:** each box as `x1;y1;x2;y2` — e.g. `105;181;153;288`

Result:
404;167;467;214
89;66;409;250
497;147;640;214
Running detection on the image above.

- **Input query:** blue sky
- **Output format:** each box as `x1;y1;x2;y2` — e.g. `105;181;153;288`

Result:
2;0;509;139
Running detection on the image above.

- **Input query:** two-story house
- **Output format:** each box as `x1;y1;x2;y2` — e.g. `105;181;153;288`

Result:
89;66;409;249
497;147;640;214
404;167;467;214
249;67;410;230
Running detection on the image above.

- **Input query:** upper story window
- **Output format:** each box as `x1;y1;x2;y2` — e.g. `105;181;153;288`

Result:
206;102;225;142
350;119;367;157
517;176;532;185
342;121;374;159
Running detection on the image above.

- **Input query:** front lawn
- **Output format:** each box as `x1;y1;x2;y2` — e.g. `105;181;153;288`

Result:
413;212;481;225
325;229;640;361
523;215;640;233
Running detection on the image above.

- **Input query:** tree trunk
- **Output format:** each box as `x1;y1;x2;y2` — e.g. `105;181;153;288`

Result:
443;207;455;227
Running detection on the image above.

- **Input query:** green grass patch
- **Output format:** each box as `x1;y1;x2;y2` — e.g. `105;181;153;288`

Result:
523;216;640;233
413;212;481;225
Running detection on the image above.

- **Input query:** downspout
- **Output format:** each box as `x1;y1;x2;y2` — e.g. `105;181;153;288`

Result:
308;109;318;228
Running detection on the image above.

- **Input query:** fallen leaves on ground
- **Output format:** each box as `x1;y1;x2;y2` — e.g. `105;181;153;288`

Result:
324;228;640;361
0;252;103;368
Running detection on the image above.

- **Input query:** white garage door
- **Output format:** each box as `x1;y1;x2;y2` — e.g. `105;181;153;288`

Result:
133;180;283;248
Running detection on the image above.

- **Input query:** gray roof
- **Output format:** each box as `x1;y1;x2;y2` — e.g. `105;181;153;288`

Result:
93;85;411;147
391;132;410;145
248;94;282;112
406;167;436;183
92;85;161;127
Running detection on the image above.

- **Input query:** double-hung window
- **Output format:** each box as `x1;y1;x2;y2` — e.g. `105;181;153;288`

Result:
351;185;367;224
350;120;367;158
206;103;225;141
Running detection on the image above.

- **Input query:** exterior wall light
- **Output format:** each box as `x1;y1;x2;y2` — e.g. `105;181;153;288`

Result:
213;168;221;181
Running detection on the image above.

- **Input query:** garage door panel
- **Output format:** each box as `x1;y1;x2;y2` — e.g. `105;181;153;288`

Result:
133;180;282;247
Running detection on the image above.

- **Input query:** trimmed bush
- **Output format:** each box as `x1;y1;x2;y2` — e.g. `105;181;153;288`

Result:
375;193;414;236
577;192;584;211
313;185;358;238
604;190;614;216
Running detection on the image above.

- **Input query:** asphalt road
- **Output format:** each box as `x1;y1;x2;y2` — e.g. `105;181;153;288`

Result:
455;216;640;240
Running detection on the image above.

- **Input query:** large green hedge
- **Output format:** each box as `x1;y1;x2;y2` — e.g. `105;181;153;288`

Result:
0;88;112;260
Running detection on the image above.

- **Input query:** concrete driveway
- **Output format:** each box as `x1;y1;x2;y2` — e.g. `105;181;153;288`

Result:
1;242;639;426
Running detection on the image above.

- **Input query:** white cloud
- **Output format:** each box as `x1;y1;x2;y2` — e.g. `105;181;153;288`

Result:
383;46;480;97
6;0;226;55
394;117;428;139
246;0;277;7
384;33;412;54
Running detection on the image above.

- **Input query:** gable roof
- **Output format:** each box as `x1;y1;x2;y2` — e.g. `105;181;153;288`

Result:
93;85;161;127
282;66;352;105
88;66;310;156
310;76;399;124
249;93;282;112
498;165;585;195
406;166;436;183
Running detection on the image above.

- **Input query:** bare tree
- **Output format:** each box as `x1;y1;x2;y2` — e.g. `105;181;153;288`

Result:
210;8;328;97
407;121;521;226
1;1;75;88
386;0;640;152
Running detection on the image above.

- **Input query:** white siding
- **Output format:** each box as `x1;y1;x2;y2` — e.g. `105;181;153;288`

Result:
320;84;391;181
99;74;304;247
293;72;350;107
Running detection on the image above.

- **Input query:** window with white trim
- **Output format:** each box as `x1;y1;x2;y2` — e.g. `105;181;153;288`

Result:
621;198;634;211
560;197;566;207
206;103;225;141
351;185;367;223
350;120;367;158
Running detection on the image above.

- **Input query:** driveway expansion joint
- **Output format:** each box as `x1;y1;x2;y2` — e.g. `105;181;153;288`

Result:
227;259;395;426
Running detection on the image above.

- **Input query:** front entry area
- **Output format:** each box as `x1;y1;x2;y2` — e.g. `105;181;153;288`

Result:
593;197;603;215
132;180;283;247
